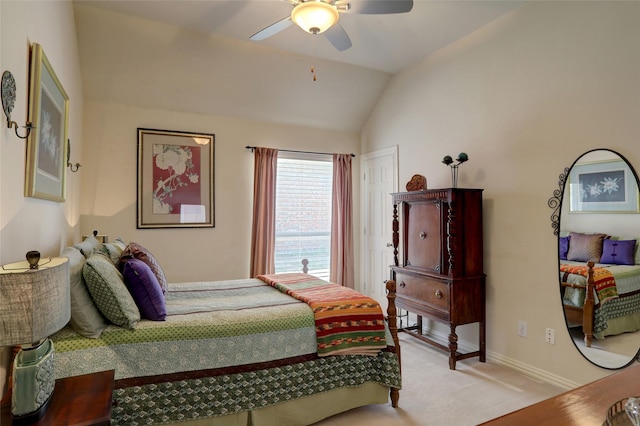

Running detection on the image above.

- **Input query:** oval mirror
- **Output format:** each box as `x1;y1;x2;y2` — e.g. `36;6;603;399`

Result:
556;149;640;369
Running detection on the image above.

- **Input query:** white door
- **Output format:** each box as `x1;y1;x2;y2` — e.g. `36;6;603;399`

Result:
360;147;398;307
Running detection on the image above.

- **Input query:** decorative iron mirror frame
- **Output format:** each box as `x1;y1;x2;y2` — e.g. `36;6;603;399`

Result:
549;148;640;369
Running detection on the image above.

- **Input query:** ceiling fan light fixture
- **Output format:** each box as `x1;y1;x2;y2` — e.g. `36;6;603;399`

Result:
291;1;339;35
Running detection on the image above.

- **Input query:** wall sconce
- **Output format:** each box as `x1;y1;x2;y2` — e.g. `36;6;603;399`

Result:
1;71;35;139
67;138;81;172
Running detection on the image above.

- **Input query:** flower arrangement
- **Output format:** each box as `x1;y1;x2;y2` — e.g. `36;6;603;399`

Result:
442;152;469;188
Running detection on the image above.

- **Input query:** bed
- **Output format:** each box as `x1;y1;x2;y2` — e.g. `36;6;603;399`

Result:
559;232;640;347
51;236;401;425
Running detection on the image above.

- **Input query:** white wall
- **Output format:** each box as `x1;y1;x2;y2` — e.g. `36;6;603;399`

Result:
74;4;362;285
81;101;360;284
362;1;640;385
0;0;83;401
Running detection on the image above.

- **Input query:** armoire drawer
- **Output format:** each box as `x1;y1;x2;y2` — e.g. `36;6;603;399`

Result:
394;272;449;311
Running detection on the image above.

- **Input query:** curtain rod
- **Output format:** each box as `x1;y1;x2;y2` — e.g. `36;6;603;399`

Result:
245;146;355;157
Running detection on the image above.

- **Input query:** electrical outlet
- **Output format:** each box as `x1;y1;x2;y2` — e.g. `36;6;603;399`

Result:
517;320;527;338
545;328;555;344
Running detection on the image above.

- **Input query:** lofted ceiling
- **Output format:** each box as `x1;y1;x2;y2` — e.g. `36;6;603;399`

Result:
73;0;525;132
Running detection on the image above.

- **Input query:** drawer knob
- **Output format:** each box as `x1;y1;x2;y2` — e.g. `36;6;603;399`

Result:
435;289;443;299
399;281;406;288
419;231;427;240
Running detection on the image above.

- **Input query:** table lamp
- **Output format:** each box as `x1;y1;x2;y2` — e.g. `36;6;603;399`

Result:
0;253;70;420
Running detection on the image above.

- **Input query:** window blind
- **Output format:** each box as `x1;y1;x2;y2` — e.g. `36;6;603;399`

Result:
275;155;332;279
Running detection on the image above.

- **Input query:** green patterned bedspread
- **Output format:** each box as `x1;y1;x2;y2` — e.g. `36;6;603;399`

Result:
52;278;318;379
561;262;640;334
112;351;400;425
51;278;401;423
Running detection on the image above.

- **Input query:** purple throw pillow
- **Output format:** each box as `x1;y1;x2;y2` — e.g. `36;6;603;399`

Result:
559;236;570;260
600;239;636;265
119;242;168;294
122;258;167;321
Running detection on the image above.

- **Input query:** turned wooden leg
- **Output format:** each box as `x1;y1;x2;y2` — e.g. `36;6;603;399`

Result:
386;280;401;408
390;388;400;407
584;262;595;348
448;325;458;370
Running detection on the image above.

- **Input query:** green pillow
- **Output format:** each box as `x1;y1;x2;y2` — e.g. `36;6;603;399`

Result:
83;253;140;329
61;247;108;338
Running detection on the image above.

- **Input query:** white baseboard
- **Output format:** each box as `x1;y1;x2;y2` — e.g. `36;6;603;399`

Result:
417;325;580;390
486;350;580;390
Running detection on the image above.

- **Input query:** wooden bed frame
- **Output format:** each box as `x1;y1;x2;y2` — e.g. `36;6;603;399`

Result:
560;261;595;347
386;279;401;407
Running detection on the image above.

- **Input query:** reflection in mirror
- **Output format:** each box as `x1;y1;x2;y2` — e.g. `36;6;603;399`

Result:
557;149;640;369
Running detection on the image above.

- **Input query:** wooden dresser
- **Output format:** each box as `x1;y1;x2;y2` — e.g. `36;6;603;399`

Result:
390;188;485;369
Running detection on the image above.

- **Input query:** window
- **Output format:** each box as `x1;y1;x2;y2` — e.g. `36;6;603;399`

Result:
275;153;332;280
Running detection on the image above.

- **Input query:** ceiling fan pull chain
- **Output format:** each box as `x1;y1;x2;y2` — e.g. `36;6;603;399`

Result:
311;35;318;82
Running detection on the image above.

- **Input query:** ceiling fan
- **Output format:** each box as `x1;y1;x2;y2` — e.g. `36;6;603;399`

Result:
250;0;414;52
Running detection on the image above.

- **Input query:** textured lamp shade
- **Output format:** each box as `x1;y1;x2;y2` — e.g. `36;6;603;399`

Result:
0;256;70;418
291;1;339;34
0;257;70;346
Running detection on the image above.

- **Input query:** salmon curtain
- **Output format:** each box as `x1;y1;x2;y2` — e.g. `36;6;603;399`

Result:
250;148;278;277
330;154;354;288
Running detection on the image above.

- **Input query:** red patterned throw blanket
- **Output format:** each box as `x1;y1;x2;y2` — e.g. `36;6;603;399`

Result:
560;264;618;303
257;273;387;356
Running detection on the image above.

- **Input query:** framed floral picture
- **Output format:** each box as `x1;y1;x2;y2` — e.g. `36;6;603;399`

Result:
25;43;69;202
569;158;639;213
137;128;215;228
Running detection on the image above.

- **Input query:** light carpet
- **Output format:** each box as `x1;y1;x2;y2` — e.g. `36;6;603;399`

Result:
314;333;565;426
569;327;640;369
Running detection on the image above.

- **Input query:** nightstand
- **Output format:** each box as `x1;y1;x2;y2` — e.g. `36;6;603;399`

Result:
1;370;114;425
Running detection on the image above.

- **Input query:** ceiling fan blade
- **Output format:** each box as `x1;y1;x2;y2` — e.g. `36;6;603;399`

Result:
250;16;293;41
343;0;413;15
324;23;352;51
